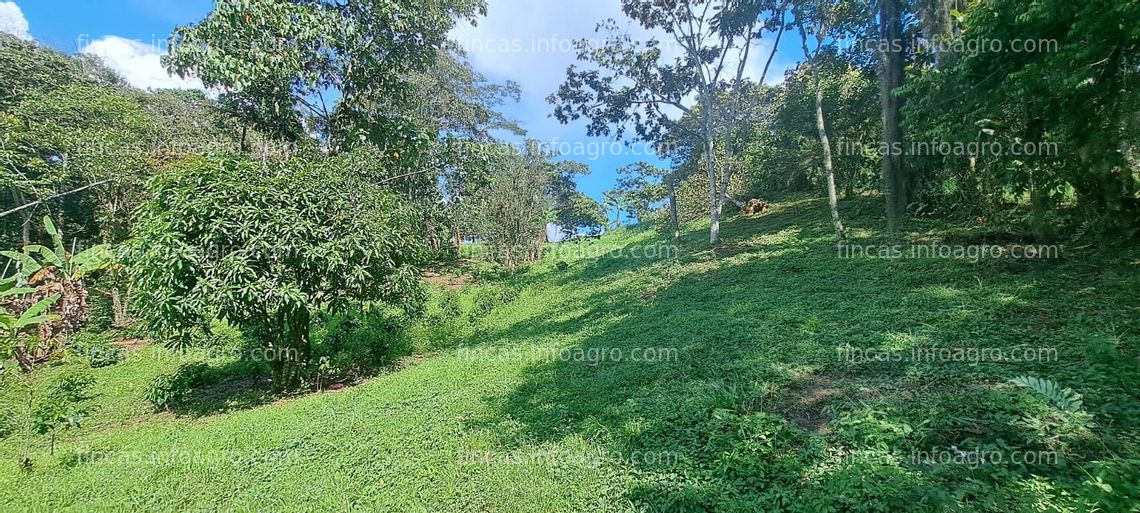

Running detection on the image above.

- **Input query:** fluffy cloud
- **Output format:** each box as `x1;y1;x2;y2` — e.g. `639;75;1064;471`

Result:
80;35;204;91
0;1;31;40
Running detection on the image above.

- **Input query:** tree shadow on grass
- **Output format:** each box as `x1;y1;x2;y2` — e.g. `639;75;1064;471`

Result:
167;359;276;418
466;200;1140;511
163;309;422;418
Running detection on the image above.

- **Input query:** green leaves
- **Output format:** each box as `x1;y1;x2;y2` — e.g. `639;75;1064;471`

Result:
15;294;61;328
469;145;553;267
31;370;95;451
0;250;42;279
128;155;425;349
902;0;1140;233
165;0;487;147
1009;376;1084;413
2;217;112;285
24;245;64;270
71;244;112;280
42;216;65;261
0;294;60;334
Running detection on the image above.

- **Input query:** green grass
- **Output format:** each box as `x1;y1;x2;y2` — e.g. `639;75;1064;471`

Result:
2;196;1138;512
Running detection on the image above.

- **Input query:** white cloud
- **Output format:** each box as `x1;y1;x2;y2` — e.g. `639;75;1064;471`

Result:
0;1;31;40
80;35;204;91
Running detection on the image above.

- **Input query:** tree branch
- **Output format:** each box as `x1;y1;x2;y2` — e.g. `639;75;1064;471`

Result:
0;178;117;219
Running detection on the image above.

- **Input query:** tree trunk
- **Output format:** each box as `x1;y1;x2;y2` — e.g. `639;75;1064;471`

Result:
111;287;125;327
705;140;720;245
814;82;847;242
1026;113;1049;242
109;285;134;327
881;0;908;235
667;179;680;241
800;23;846;243
269;306;311;391
1029;170;1048;242
15;191;30;245
20;214;30;246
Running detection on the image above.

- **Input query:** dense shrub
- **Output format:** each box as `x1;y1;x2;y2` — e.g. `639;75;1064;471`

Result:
311;309;412;383
68;331;124;368
128;155;425;390
436;292;463;320
417;290;474;351
470;284;519;319
146;363;210;411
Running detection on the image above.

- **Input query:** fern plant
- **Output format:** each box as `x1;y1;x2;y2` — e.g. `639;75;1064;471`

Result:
1009;376;1084;412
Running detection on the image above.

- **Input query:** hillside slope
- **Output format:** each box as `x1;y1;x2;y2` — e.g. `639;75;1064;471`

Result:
3;197;1139;512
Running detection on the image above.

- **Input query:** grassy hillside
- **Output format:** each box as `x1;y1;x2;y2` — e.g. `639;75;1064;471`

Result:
2;196;1138;512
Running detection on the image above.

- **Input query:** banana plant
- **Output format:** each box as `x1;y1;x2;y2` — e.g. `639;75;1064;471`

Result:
0;292;61;334
0;216;111;284
1;278;61;372
0;217;98;370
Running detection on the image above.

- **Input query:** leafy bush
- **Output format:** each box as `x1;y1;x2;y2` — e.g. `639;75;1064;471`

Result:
311;309;411;384
437;292;463;320
799;460;943;512
1009;376;1096;451
831;408;916;451
1009;376;1084;412
418;291;474;351
470;284;519;318
1081;459;1140;511
705;411;815;484
32;370;96;454
128;155;425;390
146;363;210;411
69;331;124;368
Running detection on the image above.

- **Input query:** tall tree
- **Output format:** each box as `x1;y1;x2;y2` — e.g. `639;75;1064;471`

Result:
550;0;788;244
470;146;552;267
602;189;632;229
165;0;486;151
878;0;908;234
616;161;671;227
792;0;869;242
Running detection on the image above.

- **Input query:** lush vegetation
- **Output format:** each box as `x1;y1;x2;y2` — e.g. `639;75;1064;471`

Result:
1;200;1138;511
552;0;1140;244
1;0;1137;510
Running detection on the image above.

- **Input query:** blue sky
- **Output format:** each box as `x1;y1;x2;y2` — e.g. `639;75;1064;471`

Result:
1;0;800;219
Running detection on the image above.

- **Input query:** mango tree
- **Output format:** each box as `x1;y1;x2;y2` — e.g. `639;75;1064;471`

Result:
128;155;425;390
